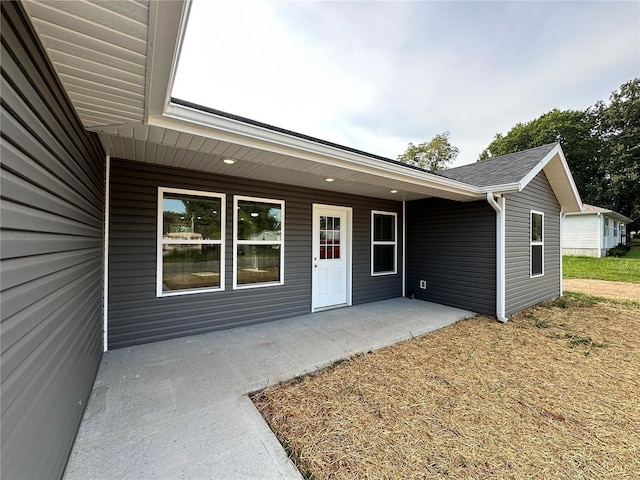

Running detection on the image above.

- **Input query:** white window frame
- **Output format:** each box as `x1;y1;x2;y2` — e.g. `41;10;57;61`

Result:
603;217;609;237
157;187;226;297
233;195;285;289
371;210;397;276
530;210;544;278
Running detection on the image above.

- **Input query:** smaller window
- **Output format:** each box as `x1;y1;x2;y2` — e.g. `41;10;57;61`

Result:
603;218;609;237
531;211;544;277
614;221;618;239
371;211;397;275
234;196;284;289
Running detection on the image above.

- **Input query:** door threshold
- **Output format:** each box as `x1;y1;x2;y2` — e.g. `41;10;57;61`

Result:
313;303;350;313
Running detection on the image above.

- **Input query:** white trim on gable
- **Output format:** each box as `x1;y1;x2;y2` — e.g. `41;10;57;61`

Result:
481;144;582;214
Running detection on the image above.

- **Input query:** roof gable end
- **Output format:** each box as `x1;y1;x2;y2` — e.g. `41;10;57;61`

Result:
436;143;582;212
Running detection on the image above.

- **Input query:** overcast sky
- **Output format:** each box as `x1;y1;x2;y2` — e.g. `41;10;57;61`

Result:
172;1;640;168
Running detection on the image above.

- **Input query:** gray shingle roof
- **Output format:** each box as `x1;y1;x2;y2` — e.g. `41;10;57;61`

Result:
436;143;558;188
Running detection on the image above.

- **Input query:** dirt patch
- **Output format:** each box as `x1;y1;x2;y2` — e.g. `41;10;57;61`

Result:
253;297;640;479
564;278;640;301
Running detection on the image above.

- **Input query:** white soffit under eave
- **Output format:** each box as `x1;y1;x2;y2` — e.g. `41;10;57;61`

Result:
22;0;151;128
542;152;583;214
96;128;481;202
154;105;484;200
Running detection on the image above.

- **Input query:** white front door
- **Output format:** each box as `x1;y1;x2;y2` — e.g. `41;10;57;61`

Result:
312;204;352;311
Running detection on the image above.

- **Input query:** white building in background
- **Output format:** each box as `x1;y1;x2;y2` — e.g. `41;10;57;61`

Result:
562;204;633;257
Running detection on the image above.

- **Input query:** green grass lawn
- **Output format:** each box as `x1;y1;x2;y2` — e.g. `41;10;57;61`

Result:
563;247;640;283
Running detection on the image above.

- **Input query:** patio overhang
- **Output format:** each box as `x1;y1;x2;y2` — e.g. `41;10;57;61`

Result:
93;99;484;202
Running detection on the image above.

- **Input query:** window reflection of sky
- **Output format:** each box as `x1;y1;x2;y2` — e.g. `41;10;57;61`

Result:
269;208;281;221
164;199;186;213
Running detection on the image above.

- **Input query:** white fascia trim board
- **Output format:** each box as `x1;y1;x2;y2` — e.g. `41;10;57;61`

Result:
606;212;634;224
477;183;521;195
486;193;507;323
564;211;592;216
145;0;191;119
154;106;484;200
564;210;632;223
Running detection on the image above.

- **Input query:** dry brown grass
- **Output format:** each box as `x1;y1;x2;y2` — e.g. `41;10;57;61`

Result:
252;294;640;479
563;278;640;302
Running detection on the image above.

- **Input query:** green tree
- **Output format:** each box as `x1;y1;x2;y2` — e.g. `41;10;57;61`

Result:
398;131;459;171
593;78;640;230
478;78;639;231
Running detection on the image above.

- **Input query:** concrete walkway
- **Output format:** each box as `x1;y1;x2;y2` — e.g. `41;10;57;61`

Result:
63;298;472;480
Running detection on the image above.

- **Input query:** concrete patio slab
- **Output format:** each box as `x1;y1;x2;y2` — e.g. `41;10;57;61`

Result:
63;298;473;480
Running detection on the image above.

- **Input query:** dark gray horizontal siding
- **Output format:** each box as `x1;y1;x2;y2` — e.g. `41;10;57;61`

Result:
406;198;496;315
108;160;402;348
1;3;105;479
505;172;561;315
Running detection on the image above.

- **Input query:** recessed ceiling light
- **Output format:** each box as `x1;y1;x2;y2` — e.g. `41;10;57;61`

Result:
223;158;235;164
325;178;334;182
390;190;398;194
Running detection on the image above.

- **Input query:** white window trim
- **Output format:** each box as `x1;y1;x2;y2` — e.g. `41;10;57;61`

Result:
530;210;544;278
233;195;285;289
371;210;398;276
157;187;226;297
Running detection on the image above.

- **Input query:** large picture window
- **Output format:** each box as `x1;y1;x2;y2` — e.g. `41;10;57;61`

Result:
234;196;284;288
158;188;225;296
371;211;397;275
531;211;544;277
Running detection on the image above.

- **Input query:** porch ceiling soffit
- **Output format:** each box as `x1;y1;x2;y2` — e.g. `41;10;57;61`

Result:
95;118;484;202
